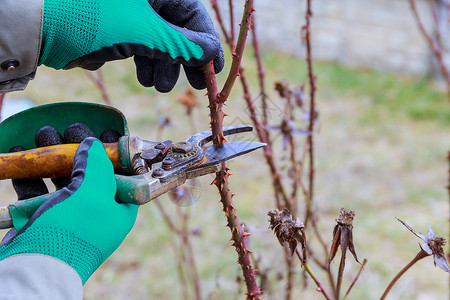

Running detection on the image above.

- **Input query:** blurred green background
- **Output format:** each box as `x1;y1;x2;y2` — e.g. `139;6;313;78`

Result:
0;46;448;299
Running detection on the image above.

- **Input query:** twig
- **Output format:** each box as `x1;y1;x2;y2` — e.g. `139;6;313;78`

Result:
342;258;367;300
168;232;190;299
228;0;235;44
251;14;269;128
296;249;332;300
204;1;261;298
284;248;295;300
154;198;183;235
408;0;450;97
85;69;112;105
213;163;262;299
299;167;330;275
429;0;443;46
281;91;301;210
250;252;270;296
299;2;333;287
304;0;318;226
217;0;254;103
205;0;250;145
154;199;202;299
204;66;262;298
204;62;225;146
336;249;346;300
322;260;338;298
305;228;337;298
288;134;299;210
240;70;292;210
299;4;333;287
210;0;233;46
380;249;429;300
178;206;202;300
312;262;335;295
210;0;290;210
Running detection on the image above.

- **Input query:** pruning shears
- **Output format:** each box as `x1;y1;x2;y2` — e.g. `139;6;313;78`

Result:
0;102;265;229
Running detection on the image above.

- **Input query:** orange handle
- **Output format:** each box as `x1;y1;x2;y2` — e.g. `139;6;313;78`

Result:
0;143;120;179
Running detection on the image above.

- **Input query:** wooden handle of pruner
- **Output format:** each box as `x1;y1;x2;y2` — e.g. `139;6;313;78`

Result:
0;143;121;180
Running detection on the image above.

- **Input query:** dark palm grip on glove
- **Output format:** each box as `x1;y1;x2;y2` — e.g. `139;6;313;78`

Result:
39;0;225;92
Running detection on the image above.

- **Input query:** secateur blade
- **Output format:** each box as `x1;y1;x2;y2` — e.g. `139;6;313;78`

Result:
183;125;266;178
196;141;266;170
187;124;254;146
168;126;265;207
152;125;264;183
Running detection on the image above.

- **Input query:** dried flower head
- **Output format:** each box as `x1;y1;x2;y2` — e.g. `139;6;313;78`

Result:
177;87;200;115
336;208;355;226
268;208;305;257
274;81;290;99
329;208;359;263
396;218;450;272
274;81;304;108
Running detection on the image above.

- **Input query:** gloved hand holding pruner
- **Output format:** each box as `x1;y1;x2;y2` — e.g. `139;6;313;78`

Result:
0;0;262;297
0;102;264;298
0;0;224;93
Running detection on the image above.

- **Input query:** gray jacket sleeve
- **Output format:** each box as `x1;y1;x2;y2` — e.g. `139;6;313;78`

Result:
0;254;83;299
0;0;43;93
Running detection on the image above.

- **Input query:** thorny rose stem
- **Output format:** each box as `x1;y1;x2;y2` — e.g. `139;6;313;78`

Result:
204;63;261;299
204;0;262;298
210;0;291;211
304;0;317;227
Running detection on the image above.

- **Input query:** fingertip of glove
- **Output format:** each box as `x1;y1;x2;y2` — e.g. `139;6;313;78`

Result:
100;130;122;143
134;56;154;88
184;66;206;90
213;47;225;74
9;145;26;153
153;60;180;93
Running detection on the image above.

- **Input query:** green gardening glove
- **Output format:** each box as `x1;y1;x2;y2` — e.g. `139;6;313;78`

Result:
39;0;224;92
0;138;138;284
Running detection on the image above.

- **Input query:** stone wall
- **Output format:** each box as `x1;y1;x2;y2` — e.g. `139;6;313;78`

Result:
211;0;449;75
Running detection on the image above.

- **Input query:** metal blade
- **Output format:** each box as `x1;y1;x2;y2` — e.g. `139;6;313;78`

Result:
196;141;266;170
187;125;254;146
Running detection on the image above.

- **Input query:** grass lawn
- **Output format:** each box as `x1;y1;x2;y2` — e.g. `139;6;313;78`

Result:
0;48;448;299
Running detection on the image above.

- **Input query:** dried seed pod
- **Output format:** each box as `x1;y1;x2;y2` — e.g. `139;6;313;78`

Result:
329;208;359;264
268;208;305;257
